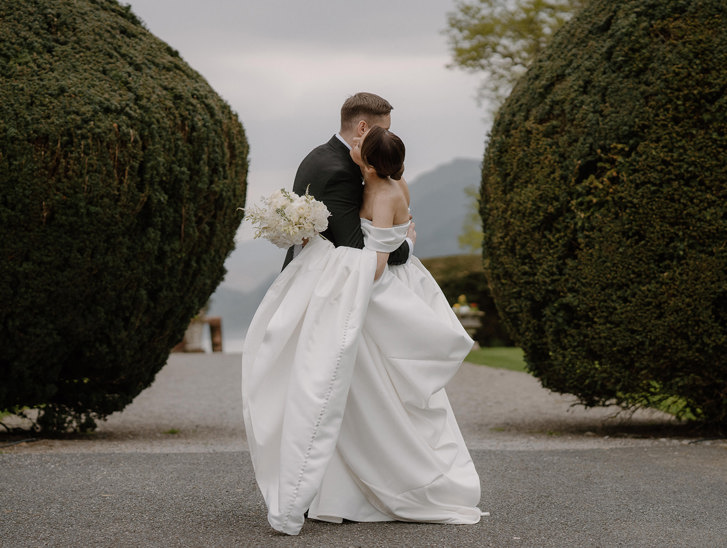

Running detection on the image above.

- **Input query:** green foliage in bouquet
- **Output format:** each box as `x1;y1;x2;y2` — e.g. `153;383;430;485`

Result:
481;0;727;425
0;0;248;432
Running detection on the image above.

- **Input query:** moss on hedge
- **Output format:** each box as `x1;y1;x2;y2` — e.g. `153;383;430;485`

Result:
481;0;727;425
0;0;248;431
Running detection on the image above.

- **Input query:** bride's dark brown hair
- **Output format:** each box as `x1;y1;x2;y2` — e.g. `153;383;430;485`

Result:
360;125;405;180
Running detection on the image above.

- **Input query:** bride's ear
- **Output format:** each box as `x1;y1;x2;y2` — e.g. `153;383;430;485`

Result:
362;164;377;178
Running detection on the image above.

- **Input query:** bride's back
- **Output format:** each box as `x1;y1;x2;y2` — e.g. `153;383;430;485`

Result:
361;177;409;227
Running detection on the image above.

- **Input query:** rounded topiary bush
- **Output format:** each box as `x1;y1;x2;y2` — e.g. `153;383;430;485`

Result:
481;0;727;425
0;0;248;431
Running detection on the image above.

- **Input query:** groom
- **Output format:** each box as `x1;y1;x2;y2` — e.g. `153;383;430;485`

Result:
283;92;415;268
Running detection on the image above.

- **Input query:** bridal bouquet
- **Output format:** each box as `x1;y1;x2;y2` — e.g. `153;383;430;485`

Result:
243;188;330;248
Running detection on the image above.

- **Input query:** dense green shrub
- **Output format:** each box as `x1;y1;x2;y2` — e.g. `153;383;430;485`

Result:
0;0;248;431
481;0;727;425
421;255;514;347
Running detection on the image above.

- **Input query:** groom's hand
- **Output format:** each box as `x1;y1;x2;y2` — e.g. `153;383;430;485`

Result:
407;220;416;245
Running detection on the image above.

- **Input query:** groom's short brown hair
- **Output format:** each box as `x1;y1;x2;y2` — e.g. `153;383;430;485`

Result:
340;92;393;132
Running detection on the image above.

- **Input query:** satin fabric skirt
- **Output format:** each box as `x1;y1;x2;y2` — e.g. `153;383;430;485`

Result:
242;236;481;535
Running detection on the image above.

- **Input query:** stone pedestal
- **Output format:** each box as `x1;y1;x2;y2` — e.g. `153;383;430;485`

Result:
172;316;224;353
456;310;484;349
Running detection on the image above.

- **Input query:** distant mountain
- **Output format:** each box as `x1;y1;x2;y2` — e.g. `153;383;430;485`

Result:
218;238;286;293
408;157;480;259
207;157;482;350
207;274;276;351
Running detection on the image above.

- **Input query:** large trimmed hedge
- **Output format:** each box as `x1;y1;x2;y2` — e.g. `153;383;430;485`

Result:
0;0;248;431
481;0;727;425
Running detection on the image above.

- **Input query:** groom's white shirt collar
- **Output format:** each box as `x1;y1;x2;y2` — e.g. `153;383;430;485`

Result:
336;133;351;150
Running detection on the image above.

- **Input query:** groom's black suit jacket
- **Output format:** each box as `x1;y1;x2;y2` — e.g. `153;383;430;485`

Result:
283;135;410;268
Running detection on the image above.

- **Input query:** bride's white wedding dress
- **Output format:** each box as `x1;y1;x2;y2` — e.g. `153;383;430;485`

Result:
242;219;482;535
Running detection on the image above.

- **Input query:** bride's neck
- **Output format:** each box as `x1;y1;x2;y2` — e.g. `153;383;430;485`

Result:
364;174;390;187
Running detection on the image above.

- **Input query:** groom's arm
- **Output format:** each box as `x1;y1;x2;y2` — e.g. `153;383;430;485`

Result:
323;179;364;248
387;239;410;265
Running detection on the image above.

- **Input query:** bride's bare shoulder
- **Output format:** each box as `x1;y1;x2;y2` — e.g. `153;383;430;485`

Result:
395;176;410;205
389;178;409;223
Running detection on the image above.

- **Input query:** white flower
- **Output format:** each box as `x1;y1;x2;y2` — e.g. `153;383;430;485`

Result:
241;188;331;248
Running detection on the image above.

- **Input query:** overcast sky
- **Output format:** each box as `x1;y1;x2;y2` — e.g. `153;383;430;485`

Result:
123;0;491;239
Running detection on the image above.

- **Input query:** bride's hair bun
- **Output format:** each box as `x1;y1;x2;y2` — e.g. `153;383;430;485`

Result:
390;165;405;181
361;126;405;180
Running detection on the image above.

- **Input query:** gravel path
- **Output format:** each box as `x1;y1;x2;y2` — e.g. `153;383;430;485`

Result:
1;353;701;453
2;353;725;547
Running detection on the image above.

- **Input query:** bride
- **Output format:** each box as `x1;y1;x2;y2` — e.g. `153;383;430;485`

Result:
242;126;483;535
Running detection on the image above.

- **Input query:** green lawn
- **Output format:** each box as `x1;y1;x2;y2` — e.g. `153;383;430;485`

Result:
465;348;696;421
465;346;527;373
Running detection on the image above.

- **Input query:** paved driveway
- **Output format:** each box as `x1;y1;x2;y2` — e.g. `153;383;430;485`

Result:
2;354;725;547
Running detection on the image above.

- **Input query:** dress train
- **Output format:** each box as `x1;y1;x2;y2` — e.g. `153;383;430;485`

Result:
242;224;481;535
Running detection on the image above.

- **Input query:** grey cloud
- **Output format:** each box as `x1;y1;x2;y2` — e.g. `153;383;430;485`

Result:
125;0;456;55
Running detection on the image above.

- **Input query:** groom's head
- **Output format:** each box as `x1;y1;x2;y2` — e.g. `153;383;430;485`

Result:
339;92;392;146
